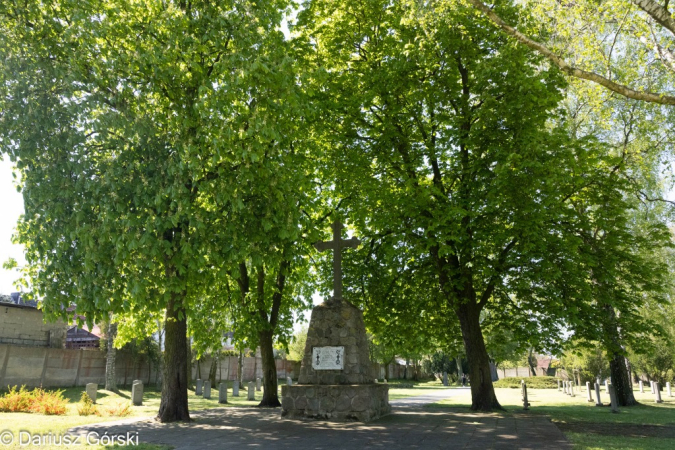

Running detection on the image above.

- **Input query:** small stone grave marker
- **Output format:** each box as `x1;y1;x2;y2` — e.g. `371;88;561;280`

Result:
248;381;255;400
132;380;143;406
85;383;97;404
256;377;261;392
586;382;593;402
608;384;619;413
594;382;603;407
639;380;644;393
219;383;227;404
233;380;239;397
196;379;203;396
204;381;211;399
286;377;292;386
667;382;672;397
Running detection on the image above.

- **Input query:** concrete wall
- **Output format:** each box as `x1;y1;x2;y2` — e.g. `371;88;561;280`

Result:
498;367;534;378
0;305;66;348
0;344;302;389
190;356;300;382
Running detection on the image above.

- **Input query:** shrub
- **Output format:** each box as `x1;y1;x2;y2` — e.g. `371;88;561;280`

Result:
77;392;98;416
31;388;68;415
0;386;33;412
493;376;559;389
104;402;132;417
0;386;67;415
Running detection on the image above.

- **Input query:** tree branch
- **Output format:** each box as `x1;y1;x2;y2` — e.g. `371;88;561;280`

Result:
632;0;675;35
468;0;675;105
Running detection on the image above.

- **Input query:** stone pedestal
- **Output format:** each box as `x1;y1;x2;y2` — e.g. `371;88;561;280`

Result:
297;300;374;385
282;299;390;422
281;384;390;422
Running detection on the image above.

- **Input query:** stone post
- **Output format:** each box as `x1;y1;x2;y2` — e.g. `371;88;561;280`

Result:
586;382;593;402
651;380;655;394
286;377;293;386
85;383;97;404
563;381;567;395
218;383;227;404
196;379;203;396
557;379;561;392
608;384;619;413
233;380;239;397
522;382;529;410
569;381;574;397
132;380;143;406
248;381;255;400
604;379;609;392
203;381;211;399
655;382;663;403
442;372;448;386
639;380;644;393
594;382;603;407
256;377;261;392
667;382;672;397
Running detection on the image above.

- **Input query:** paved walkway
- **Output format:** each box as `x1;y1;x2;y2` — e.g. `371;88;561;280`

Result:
69;389;571;449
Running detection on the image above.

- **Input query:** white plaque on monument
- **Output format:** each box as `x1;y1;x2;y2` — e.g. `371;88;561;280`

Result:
312;346;345;370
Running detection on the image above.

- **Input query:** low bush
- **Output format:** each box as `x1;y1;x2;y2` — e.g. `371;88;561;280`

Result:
104;402;132;417
32;388;68;415
77;392;99;416
0;386;68;415
493;376;559;389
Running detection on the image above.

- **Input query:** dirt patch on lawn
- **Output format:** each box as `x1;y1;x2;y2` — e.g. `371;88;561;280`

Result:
555;421;675;438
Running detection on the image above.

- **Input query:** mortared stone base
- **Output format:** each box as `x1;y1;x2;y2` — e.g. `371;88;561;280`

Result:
281;384;390;422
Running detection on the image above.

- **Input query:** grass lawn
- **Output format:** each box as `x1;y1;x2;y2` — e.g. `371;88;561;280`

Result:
430;385;675;449
385;379;459;400
0;381;268;450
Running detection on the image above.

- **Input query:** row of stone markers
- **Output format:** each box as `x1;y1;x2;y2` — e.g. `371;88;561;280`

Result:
557;378;672;412
84;381;144;406
637;380;673;399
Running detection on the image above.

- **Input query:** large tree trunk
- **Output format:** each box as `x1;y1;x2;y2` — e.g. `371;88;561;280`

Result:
105;322;118;392
603;304;638;406
209;356;218;387
238;350;244;386
258;329;280;407
456;301;502;411
609;352;638;406
157;295;191;422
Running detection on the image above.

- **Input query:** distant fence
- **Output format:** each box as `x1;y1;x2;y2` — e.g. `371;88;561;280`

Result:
0;344;301;389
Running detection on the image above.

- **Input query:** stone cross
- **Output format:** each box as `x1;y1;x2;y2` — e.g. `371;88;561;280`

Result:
314;220;361;300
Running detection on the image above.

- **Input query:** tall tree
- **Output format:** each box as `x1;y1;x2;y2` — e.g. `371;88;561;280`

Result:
297;0;625;410
0;0;298;421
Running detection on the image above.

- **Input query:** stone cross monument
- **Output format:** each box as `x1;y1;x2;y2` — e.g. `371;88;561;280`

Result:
314;220;360;301
281;219;390;422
